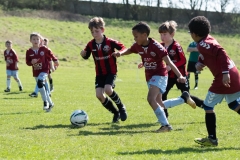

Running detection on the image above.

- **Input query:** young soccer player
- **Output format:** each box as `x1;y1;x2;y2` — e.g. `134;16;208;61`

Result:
157;21;203;117
113;22;191;132
187;41;200;89
80;17;127;123
26;33;59;112
188;16;240;146
4;40;23;92
29;37;53;97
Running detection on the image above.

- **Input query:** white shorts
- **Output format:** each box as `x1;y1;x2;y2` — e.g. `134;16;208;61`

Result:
147;76;168;94
204;91;240;108
36;72;48;81
6;70;18;77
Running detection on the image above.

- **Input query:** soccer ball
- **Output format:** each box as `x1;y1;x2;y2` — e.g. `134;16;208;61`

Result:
70;110;88;127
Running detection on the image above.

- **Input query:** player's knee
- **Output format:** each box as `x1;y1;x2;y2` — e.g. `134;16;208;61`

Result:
37;79;44;88
228;100;239;110
203;104;213;111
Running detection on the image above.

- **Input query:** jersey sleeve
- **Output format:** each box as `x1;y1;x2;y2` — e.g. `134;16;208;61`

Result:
111;40;126;52
82;42;92;59
173;45;186;67
46;48;58;61
129;43;139;54
25;50;32;66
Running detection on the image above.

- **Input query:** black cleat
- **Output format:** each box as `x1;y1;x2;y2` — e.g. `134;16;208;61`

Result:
112;112;120;123
19;86;23;91
119;106;127;121
4;88;10;92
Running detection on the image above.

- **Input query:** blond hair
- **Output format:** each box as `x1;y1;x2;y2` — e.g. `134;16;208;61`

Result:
88;17;105;30
158;21;178;34
30;32;41;40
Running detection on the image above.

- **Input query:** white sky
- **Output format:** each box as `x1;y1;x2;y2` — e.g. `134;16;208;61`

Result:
85;0;238;13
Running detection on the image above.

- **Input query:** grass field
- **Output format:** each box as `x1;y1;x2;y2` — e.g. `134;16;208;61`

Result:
1;11;240;159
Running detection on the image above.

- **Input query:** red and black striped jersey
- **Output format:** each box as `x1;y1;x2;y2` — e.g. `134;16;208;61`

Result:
161;40;187;78
83;35;125;75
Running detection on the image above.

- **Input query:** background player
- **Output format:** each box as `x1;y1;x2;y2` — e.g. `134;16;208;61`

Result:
4;40;23;92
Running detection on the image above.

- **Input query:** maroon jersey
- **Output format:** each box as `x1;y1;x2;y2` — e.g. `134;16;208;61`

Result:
4;49;18;70
197;35;240;94
26;46;58;77
161;40;187;78
130;38;168;81
83;35;125;76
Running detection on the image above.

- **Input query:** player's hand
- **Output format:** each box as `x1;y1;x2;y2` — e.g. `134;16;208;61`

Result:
138;62;143;69
31;58;39;64
80;50;86;57
112;52;121;58
177;75;186;83
222;73;230;87
166;65;171;71
54;61;59;70
195;62;205;71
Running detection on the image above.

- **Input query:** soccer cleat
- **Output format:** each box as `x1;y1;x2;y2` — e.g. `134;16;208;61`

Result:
194;85;198;90
19;86;23;91
4;88;10;92
156;125;173;133
50;84;54;92
43;101;49;110
112;112;120;123
181;91;196;109
46;102;54;112
29;92;38;98
194;137;218;147
119;105;127;121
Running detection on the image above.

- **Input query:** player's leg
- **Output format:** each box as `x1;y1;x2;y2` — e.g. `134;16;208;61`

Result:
225;91;240;114
4;70;11;92
37;72;54;111
95;75;119;123
48;73;53;92
29;77;39;97
194;92;223;147
162;78;176;118
147;76;172;132
13;70;23;91
104;74;127;121
194;72;199;89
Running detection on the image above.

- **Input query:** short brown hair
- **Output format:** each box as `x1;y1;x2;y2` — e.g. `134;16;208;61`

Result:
88;17;105;30
30;32;41;40
159;21;178;34
44;38;48;42
5;40;12;44
132;22;151;36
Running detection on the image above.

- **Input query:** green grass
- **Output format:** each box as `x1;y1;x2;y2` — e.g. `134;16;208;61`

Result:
0;12;240;159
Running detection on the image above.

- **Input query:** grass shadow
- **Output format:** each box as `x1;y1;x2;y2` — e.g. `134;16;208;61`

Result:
77;130;151;136
3;91;27;95
0;111;40;115
117;147;240;155
22;124;73;130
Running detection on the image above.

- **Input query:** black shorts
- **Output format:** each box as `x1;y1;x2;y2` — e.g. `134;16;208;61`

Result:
187;61;197;73
95;74;116;88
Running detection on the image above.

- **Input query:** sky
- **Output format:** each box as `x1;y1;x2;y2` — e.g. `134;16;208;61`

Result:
84;0;238;13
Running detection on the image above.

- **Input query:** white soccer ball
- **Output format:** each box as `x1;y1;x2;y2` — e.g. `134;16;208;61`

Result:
70;110;88;127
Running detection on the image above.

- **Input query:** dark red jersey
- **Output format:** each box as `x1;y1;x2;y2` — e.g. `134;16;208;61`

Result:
4;49;18;70
129;38;168;81
26;46;58;77
161;40;187;78
83;35;126;76
197;35;240;94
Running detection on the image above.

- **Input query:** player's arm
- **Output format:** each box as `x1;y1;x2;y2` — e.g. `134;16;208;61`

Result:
173;46;187;67
163;55;186;83
26;50;33;66
113;48;132;57
80;44;91;59
47;48;59;69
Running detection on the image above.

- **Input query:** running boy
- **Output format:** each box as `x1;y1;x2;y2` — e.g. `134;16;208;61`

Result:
113;22;188;132
80;17;127;123
188;16;240;146
187;41;200;89
4;40;23;92
26;33;59;112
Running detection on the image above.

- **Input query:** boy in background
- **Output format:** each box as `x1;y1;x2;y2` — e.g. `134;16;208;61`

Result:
80;17;127;123
26;33;59;112
4;40;23;92
113;22;189;132
187;41;200;89
188;16;240;147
